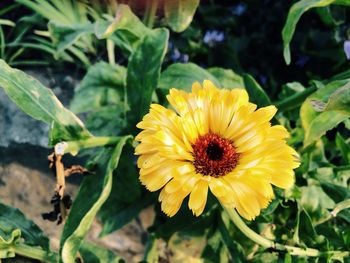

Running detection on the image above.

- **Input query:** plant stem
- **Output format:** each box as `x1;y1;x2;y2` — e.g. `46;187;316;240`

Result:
224;206;275;248
274;86;317;111
315;199;350;225
331;199;350;217
14;243;57;262
107;39;115;65
334;165;350;172
143;234;159;263
59;136;122;155
223;206;349;258
143;0;158;28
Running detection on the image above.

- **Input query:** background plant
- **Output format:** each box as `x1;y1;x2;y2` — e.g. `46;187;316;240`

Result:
0;0;349;262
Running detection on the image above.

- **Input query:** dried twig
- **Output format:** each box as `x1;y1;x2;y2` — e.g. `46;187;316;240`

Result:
44;150;88;224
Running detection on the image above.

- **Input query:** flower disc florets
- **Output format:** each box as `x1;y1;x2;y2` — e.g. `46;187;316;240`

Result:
193;133;239;177
135;80;300;219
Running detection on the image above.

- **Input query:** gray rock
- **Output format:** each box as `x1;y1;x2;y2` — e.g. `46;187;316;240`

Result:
0;88;49;147
0;69;76;147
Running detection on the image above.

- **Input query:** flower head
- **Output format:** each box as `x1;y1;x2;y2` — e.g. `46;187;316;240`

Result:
135;80;300;220
203;30;225;47
344;40;350;60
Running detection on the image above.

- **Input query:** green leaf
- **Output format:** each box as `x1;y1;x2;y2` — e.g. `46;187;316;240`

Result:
317;5;346;26
99;195;154;237
0;19;15;27
143;235;159;263
48;21;95;53
154;204;215;241
0;202;49;250
304;111;347;147
323;81;350;113
0;228;21;258
164;0;200;32
159;63;220;92
70;62;126;113
95;5;149;39
243;74;271;107
218;211;244;262
320;181;350;203
60;135;132;263
261;199;280;216
99;145;154;236
300;79;350;146
316;7;336;26
282;0;336;65
69;62;127;137
16;0;90;25
47;4;149;56
202;229;230;263
79;241;124;263
85;105;126;136
293;207;317;246
334;0;350;6
95;5;151;55
300;183;334;214
0;202;56;261
336;133;350;164
0;59;91;144
208;67;244;89
275;84;316;112
126;28;169;126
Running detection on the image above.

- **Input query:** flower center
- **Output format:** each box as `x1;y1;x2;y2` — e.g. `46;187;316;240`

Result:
192;133;240;177
206;142;224;160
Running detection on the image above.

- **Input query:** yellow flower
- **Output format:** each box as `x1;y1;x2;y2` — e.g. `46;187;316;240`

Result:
135;80;300;220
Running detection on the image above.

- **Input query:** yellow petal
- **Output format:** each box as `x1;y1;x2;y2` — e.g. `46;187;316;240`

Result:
160;189;187;217
181;112;199;143
209;178;237;205
203;80;219;96
224;103;257;139
188;179;209;216
191;81;202;93
193;108;209;136
167;89;190;116
139;163;179;191
271;169;295;189
231;182;261;220
269;125;290;139
164;179;182;194
252;105;277;124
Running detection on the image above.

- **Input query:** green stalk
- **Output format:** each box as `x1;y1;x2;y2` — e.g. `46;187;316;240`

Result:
223;206;349;258
316;199;350;226
274;86;317;111
58;136;122;155
14;243;57;262
334;165;350;172
224;206;277;248
331;199;350;217
107;39;115;65
143;0;158;28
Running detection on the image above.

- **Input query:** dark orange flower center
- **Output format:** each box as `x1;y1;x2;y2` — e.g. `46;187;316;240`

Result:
192;133;240;177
